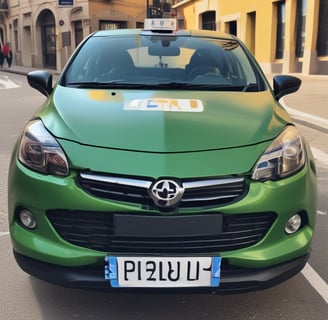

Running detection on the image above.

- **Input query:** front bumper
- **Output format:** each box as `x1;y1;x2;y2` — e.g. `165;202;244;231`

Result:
14;251;309;294
8;140;317;292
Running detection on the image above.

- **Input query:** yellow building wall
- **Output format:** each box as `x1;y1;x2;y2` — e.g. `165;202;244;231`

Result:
182;5;197;29
215;0;277;65
89;0;146;30
173;0;197;30
173;0;218;30
174;0;327;75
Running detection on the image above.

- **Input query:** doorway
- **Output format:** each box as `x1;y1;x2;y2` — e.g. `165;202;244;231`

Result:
38;10;56;69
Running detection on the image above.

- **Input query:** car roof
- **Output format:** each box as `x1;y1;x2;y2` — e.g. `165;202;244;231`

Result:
92;28;236;41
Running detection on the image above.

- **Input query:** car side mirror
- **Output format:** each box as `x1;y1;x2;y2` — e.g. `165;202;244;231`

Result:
273;75;301;100
27;70;53;97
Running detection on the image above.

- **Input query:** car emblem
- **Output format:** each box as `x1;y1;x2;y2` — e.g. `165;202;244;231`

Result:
149;179;184;208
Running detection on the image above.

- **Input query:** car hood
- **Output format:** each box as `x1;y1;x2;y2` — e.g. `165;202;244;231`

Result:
39;85;290;153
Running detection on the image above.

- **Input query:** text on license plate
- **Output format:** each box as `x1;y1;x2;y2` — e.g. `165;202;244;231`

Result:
105;256;221;288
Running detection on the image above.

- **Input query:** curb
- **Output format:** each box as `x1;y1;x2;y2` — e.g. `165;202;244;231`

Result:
1;67;59;76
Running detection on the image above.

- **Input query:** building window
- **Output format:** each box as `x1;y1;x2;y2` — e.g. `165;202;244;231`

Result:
150;1;172;18
227;21;237;35
275;1;286;59
74;21;83;47
202;11;216;31
13;19;19;51
246;11;256;55
316;0;328;56
99;21;127;30
295;0;306;57
136;22;144;28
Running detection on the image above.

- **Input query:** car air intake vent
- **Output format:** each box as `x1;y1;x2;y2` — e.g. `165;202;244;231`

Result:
77;172;247;209
46;210;276;254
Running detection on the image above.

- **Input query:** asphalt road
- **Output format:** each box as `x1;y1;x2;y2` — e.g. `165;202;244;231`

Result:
0;71;327;320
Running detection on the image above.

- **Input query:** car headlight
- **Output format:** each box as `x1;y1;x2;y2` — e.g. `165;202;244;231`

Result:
18;119;69;176
252;126;305;181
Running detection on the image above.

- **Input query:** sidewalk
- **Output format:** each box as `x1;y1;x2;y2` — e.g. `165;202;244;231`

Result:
0;64;59;76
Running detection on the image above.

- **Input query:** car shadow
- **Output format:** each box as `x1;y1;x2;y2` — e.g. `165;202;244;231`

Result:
28;273;321;320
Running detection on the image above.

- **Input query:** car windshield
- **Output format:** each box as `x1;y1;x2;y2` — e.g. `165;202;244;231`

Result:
63;33;265;91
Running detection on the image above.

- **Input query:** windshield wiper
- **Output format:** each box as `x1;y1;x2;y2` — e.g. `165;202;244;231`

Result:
144;81;219;89
242;83;259;92
65;81;191;89
156;82;251;91
155;82;199;88
155;82;258;91
65;81;150;89
65;81;258;91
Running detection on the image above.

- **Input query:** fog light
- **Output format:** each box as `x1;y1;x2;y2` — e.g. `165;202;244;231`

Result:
19;210;37;229
285;214;302;234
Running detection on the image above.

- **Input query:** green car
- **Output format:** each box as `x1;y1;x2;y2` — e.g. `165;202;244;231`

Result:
8;19;317;293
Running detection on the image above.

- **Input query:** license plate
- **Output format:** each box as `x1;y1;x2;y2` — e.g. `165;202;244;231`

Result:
105;256;221;288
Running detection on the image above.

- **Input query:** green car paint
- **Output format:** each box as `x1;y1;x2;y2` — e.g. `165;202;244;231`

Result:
43;87;288;151
9;156;316;268
8;24;317;293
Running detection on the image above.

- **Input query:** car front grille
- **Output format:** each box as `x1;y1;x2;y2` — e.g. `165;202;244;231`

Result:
77;172;247;209
46;210;276;254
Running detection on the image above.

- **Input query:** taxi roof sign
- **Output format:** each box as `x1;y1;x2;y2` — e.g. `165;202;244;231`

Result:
144;19;177;32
